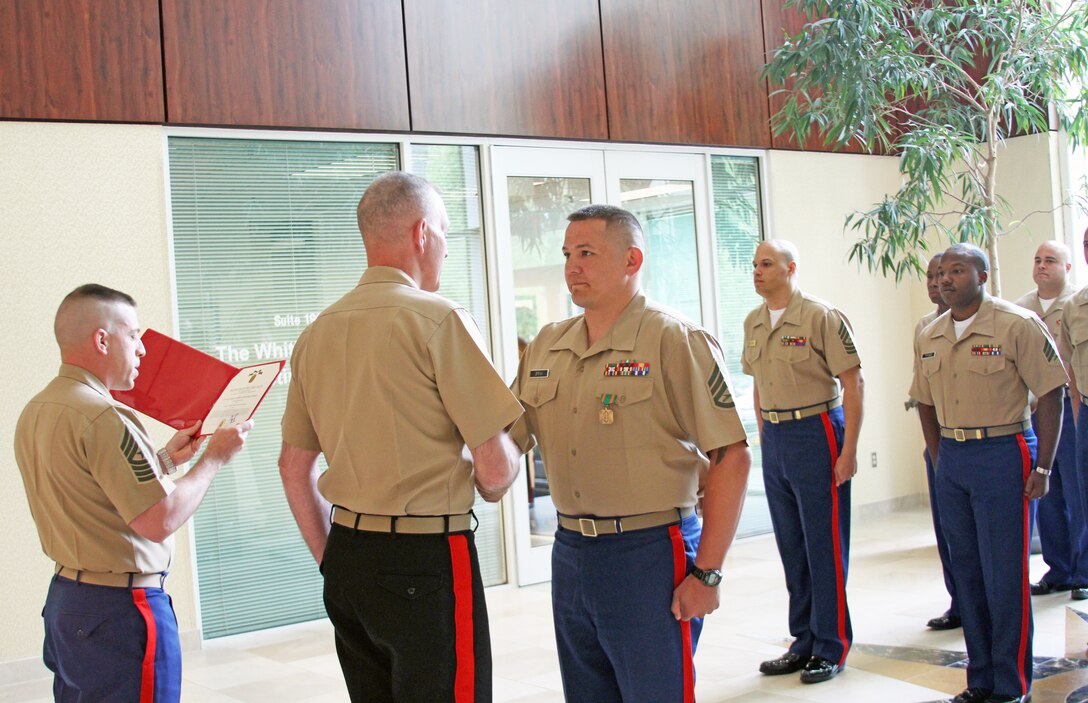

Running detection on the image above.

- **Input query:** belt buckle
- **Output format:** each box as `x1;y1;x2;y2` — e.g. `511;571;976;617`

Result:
768;411;780;424
578;518;599;537
954;428;966;442
793;410;803;420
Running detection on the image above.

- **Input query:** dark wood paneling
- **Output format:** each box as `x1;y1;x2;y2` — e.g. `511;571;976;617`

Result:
405;0;607;140
0;0;164;122
162;0;409;130
762;2;873;154
601;0;770;147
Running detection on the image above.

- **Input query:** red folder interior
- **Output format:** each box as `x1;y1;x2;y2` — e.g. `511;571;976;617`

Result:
111;329;237;430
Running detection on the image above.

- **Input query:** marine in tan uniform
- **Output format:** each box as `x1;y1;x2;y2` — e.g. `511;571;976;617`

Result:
513;204;751;703
15;283;250;702
911;253;963;631
1014;242;1086;599
278;172;524;703
744;240;864;684
912;243;1065;703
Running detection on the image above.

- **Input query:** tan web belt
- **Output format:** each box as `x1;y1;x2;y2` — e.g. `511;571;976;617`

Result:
939;420;1032;442
760;397;842;424
55;565;166;589
557;507;696;537
331;506;472;534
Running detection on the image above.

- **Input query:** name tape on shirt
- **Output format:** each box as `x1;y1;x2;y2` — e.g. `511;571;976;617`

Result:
529;369;550;378
921;351;936;359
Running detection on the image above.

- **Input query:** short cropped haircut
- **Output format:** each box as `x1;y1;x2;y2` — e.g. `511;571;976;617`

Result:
567;204;645;248
61;283;136;309
357;171;440;244
944;243;990;274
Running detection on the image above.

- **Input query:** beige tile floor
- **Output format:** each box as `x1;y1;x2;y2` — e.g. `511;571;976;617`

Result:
4;507;1086;702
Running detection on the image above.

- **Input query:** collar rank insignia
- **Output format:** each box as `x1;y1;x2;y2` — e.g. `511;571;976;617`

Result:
529;369;550;378
971;344;1002;356
605;359;650;376
781;336;807;347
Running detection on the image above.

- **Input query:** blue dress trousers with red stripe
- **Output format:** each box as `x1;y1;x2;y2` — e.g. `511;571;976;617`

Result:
760;404;852;666
1035;395;1088;586
43;575;181;702
551;512;700;703
937;430;1036;697
925;448;960;618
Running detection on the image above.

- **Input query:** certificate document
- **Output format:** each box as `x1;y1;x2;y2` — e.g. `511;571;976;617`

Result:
112;329;284;435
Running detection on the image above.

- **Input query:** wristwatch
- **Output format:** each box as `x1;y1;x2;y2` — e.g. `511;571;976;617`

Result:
157;448;178;476
690;565;723;587
1034;466;1052;476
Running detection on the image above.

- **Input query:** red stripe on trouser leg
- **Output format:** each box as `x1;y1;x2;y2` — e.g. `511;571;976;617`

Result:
131;589;157;703
819;412;851;666
1015;434;1031;695
668;525;695;703
448;534;475;703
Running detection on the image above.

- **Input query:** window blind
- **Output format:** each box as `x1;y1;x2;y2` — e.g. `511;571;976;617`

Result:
709;155;772;538
169;138;503;638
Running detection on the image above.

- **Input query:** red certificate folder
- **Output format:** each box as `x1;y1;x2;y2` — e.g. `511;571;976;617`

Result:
111;329;284;435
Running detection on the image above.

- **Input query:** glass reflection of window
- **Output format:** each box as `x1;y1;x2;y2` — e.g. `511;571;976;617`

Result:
620;179;701;323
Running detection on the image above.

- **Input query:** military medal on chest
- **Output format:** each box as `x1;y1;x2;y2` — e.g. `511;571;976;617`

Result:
600;393;616;425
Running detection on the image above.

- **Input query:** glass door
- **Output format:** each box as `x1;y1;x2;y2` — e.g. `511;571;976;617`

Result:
491;146;768;586
491;146;606;585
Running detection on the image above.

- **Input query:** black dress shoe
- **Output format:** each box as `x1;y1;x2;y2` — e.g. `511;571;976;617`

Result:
927;611;962;630
1030;580;1072;595
758;651;808;675
799;655;842;684
1072;586;1088;600
984;694;1030;702
949;688;992;703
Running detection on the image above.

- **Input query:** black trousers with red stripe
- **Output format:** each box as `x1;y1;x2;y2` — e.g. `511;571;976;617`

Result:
322;524;491;703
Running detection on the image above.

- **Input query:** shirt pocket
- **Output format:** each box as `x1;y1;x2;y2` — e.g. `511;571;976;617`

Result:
596;379;655;449
966;356;1007;411
518;377;560;438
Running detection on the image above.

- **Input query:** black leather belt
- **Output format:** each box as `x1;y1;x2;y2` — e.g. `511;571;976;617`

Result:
557;507;695;537
331;507;472;534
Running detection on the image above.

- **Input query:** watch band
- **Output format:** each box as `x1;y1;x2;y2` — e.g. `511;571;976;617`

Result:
690;565;723;587
157;448;178;476
1034;466;1052;476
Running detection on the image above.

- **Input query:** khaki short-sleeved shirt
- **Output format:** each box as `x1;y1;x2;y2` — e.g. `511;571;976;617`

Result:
742;290;861;410
282;266;523;516
914;310;940;341
14;364;174;574
1060;286;1088;392
1014;284;1074;342
910;296;1067;428
512;292;747;517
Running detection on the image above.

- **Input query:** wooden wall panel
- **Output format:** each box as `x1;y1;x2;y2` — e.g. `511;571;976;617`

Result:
0;0;164;122
162;0;409;130
762;2;869;154
404;0;607;140
600;0;770;147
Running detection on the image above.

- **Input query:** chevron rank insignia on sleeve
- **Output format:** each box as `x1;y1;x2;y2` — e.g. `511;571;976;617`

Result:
1043;338;1059;363
838;320;857;355
707;366;735;409
120;427;156;483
